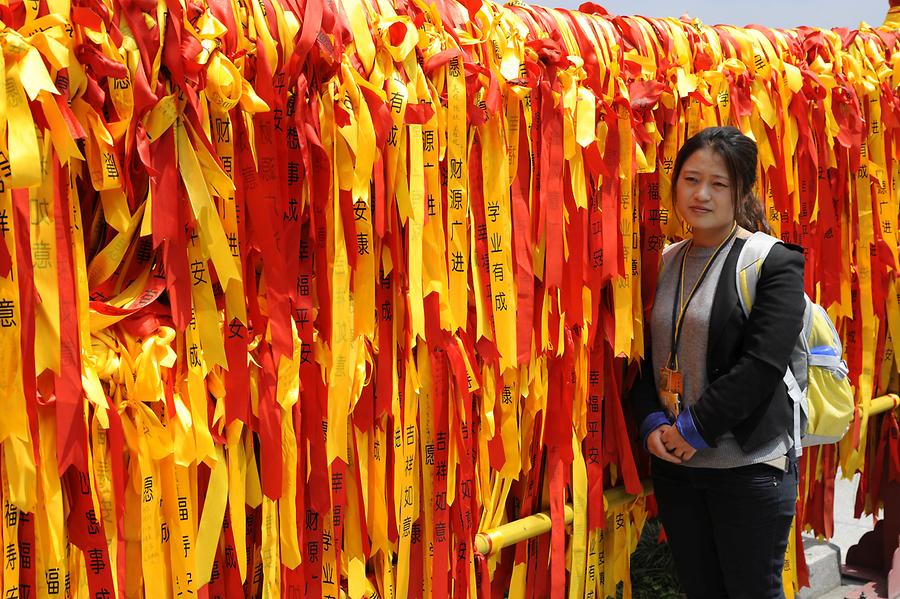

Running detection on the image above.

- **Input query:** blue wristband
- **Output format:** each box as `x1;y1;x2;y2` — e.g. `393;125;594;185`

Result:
675;409;710;450
640;411;671;448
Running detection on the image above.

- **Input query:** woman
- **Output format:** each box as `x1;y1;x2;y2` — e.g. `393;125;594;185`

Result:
631;126;806;598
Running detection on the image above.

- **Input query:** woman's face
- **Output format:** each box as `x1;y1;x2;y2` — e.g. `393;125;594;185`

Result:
675;147;737;246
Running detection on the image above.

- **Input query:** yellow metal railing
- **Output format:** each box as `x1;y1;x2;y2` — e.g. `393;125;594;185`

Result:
868;393;899;416
474;479;653;556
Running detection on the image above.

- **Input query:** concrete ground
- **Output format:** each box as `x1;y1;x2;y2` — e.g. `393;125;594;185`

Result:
830;470;882;562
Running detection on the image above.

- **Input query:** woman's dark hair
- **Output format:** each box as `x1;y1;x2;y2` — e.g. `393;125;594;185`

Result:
670;126;770;233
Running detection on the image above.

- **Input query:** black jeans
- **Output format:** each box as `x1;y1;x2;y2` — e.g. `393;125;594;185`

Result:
651;457;798;599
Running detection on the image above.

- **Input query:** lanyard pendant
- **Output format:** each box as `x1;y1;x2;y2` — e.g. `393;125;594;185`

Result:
659;366;683;394
659;366;684;418
660;390;680;419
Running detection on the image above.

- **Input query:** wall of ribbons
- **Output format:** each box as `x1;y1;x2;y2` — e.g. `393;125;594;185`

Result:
0;0;898;596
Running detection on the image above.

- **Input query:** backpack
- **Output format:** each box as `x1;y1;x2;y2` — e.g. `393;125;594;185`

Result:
736;232;855;455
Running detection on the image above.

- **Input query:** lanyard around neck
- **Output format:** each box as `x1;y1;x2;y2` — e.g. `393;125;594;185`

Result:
667;224;737;370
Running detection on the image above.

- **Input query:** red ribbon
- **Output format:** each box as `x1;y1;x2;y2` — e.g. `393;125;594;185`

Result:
256;344;282;500
12;189;40;473
64;468;117;599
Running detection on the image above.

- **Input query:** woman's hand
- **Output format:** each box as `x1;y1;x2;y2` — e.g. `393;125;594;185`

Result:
647;425;683;464
661;425;697;461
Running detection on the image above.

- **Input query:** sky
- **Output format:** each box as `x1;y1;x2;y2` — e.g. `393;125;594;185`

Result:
528;0;888;30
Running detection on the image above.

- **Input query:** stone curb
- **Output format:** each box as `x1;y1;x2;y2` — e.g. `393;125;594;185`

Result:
798;536;843;599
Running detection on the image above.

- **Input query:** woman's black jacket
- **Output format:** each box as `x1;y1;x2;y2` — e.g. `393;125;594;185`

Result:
631;238;806;451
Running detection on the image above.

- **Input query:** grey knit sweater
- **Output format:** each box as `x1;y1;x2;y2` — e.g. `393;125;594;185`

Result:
650;238;792;469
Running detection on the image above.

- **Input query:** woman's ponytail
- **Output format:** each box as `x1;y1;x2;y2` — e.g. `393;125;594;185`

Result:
737;192;770;234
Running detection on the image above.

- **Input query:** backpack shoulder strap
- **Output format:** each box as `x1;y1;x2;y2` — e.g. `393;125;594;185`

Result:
658;238;690;278
735;231;783;315
736;233;806;456
662;238;690;259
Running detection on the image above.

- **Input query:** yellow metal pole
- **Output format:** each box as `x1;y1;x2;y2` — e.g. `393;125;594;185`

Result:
474;478;653;556
868;394;899;417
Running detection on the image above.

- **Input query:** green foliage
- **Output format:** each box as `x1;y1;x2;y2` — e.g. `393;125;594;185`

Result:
628;519;685;599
